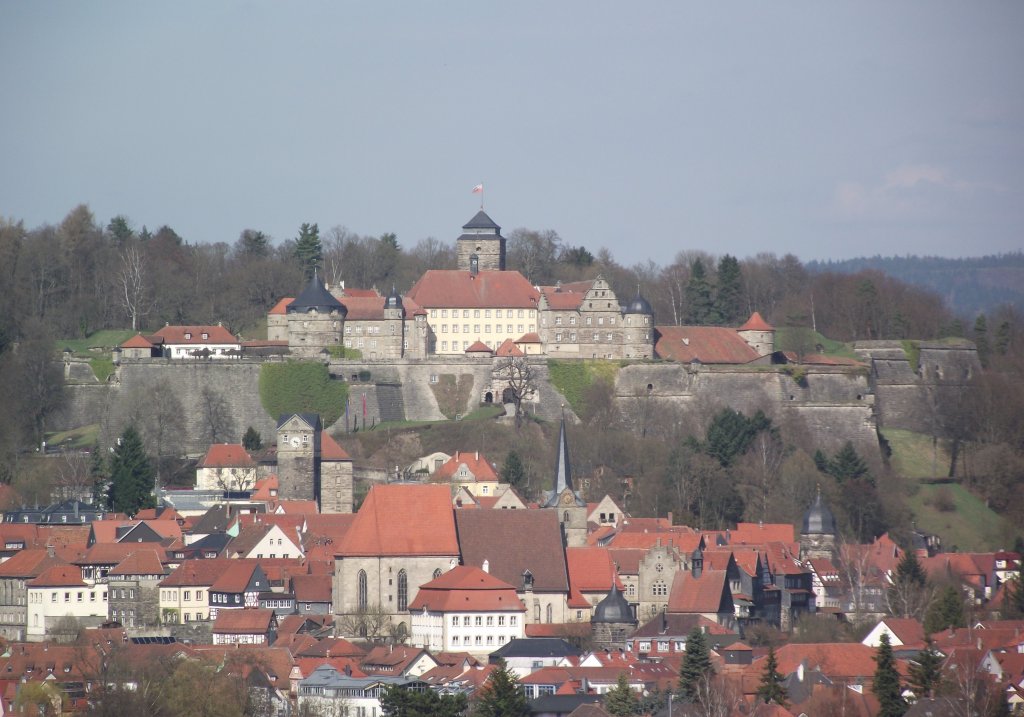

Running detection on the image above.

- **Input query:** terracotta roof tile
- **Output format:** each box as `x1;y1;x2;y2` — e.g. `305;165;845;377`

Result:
464;341;493;354
434;451;499;481
320;432;351;461
28;564;86;587
337;485;459;557
406;270;540;309
200;444;255;468
108;549;167;577
654;326;760;363
409;566;525;612
668;570;730;614
150;324;237;345
495;339;525;357
738;312;775;332
456;510;569;592
121;333;154;349
213;608;275;634
292;574;332;603
566;547;619;593
269;298;293;316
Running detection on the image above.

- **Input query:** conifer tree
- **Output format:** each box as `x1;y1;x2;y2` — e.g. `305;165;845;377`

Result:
685;260;717;326
715;255;744;325
678;627;713;701
293;222;322;279
755;645;788;707
872;633;906;717
242;426;263;451
501;451;526;489
924;584;966;634
88;444;107;504
827;441;871;483
604;673;639;716
888;550;928;619
907;635;942;700
107;426;155;516
474;659;529;717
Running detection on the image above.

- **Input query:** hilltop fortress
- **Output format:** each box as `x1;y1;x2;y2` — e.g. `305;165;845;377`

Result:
53;212;979;461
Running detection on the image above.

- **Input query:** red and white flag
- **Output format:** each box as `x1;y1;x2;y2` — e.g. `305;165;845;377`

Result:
471;184;483;194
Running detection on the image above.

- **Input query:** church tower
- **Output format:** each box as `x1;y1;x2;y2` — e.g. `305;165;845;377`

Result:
800;487;837;561
542;412;588;547
456;211;505;272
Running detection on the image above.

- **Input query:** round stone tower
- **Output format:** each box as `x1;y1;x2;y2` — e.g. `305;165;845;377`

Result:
622;289;655;359
590;583;637;650
286;272;347;358
800;487;837;561
737;311;775;356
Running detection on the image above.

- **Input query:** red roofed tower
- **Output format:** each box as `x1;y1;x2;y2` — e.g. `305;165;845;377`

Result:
737;312;775;356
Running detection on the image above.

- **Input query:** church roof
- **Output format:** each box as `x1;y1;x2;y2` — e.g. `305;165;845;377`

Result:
461;211;500;232
336;485;459;557
288;273;345;314
455;511;570;592
543;414;586;508
801;490;837;536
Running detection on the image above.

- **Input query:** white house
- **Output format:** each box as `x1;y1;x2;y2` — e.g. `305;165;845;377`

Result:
409;564;525;657
26;565;108;641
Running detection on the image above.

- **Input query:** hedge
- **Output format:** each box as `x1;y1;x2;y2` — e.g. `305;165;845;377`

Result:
259;361;348;426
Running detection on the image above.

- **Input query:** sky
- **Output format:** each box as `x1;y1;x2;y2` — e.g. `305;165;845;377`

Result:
1;2;1022;266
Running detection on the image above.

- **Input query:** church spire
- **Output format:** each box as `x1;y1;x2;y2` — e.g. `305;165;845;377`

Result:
553;407;573;495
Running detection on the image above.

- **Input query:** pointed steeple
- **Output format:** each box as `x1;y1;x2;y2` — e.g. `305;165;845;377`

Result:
543;408;586;508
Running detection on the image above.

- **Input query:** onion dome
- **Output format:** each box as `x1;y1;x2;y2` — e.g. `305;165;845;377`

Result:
288;272;346;315
801;488;836;536
591;584;635;624
624;289;653;315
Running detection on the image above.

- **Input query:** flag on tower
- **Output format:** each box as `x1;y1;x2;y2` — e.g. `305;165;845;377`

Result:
471;184;483;194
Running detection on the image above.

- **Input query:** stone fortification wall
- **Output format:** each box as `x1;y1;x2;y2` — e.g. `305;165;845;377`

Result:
614;364;879;457
854;341;980;435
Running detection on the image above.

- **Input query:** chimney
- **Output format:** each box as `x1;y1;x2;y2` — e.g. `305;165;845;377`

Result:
482;559;490;574
475;451;479;461
667;511;673;526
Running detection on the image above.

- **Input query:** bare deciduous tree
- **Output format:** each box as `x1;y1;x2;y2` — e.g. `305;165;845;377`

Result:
492;357;537;428
118;242;150;331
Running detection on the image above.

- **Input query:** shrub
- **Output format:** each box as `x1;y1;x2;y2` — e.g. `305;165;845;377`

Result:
259;361;347;426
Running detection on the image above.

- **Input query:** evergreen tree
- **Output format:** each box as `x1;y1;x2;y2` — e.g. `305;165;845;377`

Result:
88;444;107;504
995;321;1012;356
888;550;928;619
604;673;639;716
501;451;526;489
824;441;871;484
293;222;322;279
924;584;966;634
1002;573;1024;620
380;684;467;717
685;260;718;325
106;426;156;516
872;633;906;717
705;408;772;467
474;660;529;717
242;426;263;451
678;627;713;701
973;314;991;367
907;636;942;700
715;254;744;325
755;645;789;707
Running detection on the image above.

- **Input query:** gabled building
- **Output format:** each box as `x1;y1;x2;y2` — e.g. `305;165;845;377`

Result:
145;324;241;359
212;607;278;646
409;564;526;656
195;444;258;492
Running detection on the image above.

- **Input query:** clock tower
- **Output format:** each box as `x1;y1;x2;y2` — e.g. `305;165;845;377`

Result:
276;413;322;502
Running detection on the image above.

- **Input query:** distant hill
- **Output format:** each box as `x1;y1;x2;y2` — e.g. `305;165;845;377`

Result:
806;252;1024;318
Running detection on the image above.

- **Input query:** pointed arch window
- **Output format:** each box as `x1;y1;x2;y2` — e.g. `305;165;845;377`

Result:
397;569;408;612
546;604;553;623
357;570;368;611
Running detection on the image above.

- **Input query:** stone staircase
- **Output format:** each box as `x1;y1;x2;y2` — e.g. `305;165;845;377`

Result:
374;383;406;423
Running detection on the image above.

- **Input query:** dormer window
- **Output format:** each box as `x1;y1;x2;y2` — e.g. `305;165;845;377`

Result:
201;332;209;340
184;332;192;340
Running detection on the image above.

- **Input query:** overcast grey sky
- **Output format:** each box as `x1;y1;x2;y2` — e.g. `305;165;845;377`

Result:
1;2;1021;265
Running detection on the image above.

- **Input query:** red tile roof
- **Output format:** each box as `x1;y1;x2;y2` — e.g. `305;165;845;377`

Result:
0;548;73;579
159;559;233;588
28;564;86;588
108;549;166;577
292;574;332;603
738;312;774;332
320;432;351;461
654;326;760;363
406;270;540;309
727;523;796;545
465;341;493;354
455;510;569;592
150;324;238;345
538;284;590;311
668;569;731;614
517;332;542;343
566;547;619;593
337;484;459;557
121;333;154;349
495;339;524;357
200;444;255;468
213;608;275;634
409;565;525;612
434;451;499;482
269;298;293;315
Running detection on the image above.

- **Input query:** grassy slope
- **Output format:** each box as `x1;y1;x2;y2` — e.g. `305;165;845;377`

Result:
61;330;135;356
882;428;1015;550
774;328;861;360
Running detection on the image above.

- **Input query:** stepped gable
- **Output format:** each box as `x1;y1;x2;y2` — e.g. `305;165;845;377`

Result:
538;280;596;311
287;273;345;314
653;325;760;363
405;269;540;308
336;484;458;557
455;510;569;592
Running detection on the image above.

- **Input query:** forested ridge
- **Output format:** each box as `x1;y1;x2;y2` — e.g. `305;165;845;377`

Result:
0;205;1022;548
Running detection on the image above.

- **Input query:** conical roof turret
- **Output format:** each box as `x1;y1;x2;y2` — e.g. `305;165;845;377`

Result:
801;487;836;536
288;271;346;315
591;583;635;625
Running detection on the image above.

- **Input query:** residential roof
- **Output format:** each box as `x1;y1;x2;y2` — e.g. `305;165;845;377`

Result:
667;570;731;614
159;559;234;588
495;339;524;357
213;608;275;634
455;510;569;592
465;341;493;354
434;451;499;482
0;548;74;579
490;637;580;659
405;270;540;309
336;484;459;557
28;564;87;588
653;325;760;364
200;444;256;468
107;549;166;577
211;562;264;593
409;565;525;612
121;333;154;349
292;574;332;603
566;547;619;593
150;324;238;345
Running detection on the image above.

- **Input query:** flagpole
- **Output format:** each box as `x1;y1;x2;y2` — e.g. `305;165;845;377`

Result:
480;182;484;210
